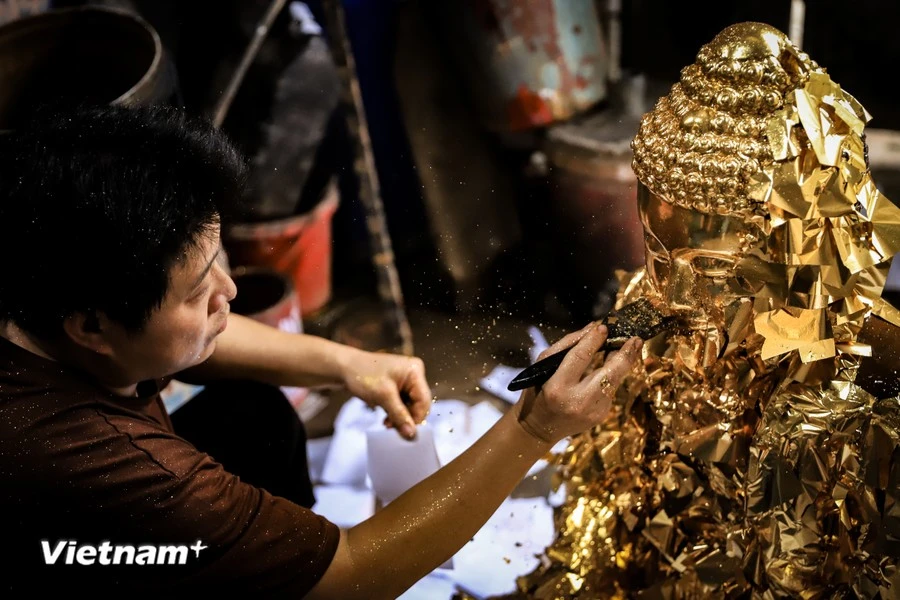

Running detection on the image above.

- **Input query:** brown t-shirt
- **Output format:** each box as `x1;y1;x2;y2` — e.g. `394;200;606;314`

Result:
0;335;339;597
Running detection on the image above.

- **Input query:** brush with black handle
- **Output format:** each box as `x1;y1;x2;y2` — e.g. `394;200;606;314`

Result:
507;298;680;392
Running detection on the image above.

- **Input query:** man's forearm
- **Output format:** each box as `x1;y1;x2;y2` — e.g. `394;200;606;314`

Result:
178;313;360;387
308;409;552;599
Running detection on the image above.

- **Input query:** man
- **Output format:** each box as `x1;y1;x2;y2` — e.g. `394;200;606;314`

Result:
0;104;643;597
516;22;900;598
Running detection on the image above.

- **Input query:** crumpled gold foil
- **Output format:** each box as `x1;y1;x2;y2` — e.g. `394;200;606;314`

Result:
513;22;900;599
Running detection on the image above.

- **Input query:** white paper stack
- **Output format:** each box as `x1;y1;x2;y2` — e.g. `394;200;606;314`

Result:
478;325;551;405
308;324;561;599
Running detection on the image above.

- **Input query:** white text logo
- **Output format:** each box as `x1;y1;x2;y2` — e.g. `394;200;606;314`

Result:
41;540;207;565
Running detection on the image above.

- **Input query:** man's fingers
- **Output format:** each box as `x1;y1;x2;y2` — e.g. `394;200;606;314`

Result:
380;389;417;440
554;324;609;381
537;321;597;361
404;374;433;424
586;336;643;394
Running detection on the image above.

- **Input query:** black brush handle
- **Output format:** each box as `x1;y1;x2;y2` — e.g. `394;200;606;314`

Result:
506;347;572;392
507;298;674;393
506;333;633;392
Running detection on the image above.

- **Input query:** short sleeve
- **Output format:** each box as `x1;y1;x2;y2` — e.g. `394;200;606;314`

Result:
12;405;340;597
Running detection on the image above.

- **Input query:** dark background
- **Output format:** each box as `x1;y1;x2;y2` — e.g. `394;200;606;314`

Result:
6;0;900;326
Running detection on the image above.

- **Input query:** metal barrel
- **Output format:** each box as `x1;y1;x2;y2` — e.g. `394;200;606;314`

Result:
0;5;175;130
428;0;608;133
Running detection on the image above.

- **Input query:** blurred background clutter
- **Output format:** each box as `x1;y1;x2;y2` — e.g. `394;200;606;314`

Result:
5;0;900;342
3;1;900;596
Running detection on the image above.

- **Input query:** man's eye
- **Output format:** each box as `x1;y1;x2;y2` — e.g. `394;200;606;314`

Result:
691;256;735;277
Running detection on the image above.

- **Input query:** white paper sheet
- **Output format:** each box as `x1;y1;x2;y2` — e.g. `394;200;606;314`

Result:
160;380;205;414
320;426;371;486
479;325;551;406
376;494;558;600
310;484;375;529
448;496;556;598
366;424;442;505
478;365;522;405
431;400;502;466
320;398;385;486
306;436;332;484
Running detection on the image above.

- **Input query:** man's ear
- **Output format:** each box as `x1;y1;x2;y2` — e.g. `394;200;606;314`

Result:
62;311;113;355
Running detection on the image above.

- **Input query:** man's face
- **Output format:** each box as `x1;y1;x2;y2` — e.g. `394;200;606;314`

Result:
101;225;237;383
639;185;760;323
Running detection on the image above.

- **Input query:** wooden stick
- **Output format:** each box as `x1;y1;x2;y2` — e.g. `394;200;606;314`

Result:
211;0;288;129
320;0;415;356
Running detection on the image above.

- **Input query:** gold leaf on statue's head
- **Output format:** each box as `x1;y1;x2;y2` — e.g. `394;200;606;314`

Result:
632;21;899;370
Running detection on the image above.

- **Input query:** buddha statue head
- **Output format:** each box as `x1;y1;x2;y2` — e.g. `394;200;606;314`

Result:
631;22;900;372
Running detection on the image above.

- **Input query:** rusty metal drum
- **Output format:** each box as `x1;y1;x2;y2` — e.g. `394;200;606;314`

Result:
543;107;645;315
429;0;608;133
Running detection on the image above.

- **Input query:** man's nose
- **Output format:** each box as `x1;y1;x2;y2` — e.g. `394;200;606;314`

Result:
223;272;238;303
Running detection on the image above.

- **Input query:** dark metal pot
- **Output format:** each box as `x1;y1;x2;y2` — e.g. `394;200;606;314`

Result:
0;5;175;130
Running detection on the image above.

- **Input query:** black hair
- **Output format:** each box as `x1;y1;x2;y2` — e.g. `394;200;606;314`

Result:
0;104;247;338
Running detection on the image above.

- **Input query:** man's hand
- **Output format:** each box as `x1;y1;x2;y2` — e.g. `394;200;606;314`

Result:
308;324;642;600
514;323;643;444
181;315;433;433
341;350;432;440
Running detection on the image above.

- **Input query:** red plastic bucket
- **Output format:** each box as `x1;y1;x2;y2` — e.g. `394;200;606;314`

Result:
229;266;308;409
223;181;339;318
229;266;302;333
